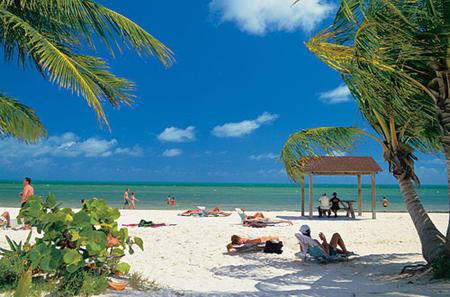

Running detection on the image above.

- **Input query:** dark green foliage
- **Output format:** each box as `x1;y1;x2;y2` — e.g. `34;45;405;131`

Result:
432;255;450;279
0;253;27;290
57;270;108;297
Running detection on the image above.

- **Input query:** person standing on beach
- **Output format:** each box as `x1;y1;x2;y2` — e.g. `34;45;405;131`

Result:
166;195;171;205
130;192;139;209
382;196;389;208
123;188;130;209
171;197;175;206
20;177;34;208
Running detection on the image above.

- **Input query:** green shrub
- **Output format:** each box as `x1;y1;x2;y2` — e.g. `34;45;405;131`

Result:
432;255;450;279
57;270;108;297
0;253;27;290
0;194;143;296
128;272;159;292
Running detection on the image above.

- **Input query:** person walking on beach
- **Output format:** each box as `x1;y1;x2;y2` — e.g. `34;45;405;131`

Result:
123;188;130;209
20;177;34;208
171;197;175;206
130;192;139;209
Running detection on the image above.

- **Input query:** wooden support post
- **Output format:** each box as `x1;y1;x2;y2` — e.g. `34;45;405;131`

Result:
300;176;305;216
371;173;376;219
357;174;362;216
309;175;313;218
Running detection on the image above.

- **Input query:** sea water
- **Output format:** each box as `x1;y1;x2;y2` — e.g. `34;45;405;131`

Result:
0;181;447;212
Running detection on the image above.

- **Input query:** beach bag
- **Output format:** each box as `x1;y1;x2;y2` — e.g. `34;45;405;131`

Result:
264;241;283;254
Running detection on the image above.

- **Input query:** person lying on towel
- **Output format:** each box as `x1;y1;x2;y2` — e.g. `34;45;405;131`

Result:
226;234;279;253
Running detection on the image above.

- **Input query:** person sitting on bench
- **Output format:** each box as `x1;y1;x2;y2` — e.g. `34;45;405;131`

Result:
317;193;331;217
330;192;341;217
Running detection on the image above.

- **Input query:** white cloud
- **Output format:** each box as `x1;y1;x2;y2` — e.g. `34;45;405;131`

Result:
212;112;278;138
209;0;334;35
250;152;278;160
0;132;143;160
319;84;352;104
162;148;182;157
157;126;196;143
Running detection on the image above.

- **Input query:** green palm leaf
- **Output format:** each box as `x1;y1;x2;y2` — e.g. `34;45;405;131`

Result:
0;93;46;142
0;0;174;130
280;127;369;182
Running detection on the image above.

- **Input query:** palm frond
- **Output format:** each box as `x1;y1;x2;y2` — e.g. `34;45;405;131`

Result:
0;7;135;126
0;93;46;142
1;0;174;65
280;127;369;182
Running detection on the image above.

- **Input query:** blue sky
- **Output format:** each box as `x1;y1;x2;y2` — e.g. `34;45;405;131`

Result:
0;0;446;184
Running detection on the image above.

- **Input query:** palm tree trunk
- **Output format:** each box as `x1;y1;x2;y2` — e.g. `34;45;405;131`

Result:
428;65;450;243
397;176;449;263
432;69;450;242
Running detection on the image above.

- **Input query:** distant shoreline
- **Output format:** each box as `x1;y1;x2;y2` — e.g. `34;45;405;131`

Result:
0;180;447;188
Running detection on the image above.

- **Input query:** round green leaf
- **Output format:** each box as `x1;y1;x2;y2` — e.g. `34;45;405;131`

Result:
115;262;130;274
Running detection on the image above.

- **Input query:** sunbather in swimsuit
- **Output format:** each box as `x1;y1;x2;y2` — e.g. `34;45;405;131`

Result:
240;209;293;225
227;235;280;252
180;209;202;216
0;211;10;227
296;224;352;256
209;207;231;216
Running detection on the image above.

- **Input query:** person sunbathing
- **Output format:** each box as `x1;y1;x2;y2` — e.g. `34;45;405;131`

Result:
239;208;265;219
296;225;352;256
180;209;202;216
240;208;293;225
227;235;280;252
0;211;11;227
209;207;231;216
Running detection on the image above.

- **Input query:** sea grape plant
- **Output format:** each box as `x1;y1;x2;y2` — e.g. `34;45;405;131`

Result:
14;194;143;277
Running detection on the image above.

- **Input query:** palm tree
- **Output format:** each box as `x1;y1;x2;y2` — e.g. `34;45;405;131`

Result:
0;0;173;142
301;0;450;244
281;73;449;263
288;0;449;263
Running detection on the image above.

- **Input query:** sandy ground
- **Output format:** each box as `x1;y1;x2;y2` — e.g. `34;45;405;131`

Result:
1;208;449;297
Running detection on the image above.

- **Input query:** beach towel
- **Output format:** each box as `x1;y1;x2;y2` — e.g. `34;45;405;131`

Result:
227;243;266;254
122;220;174;228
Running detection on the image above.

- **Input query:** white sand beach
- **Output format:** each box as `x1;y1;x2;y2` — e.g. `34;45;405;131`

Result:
1;208;449;297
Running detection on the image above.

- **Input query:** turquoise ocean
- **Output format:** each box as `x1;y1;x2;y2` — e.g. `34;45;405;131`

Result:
0;181;447;212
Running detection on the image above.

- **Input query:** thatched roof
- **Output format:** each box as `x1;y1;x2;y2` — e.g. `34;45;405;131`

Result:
299;156;382;175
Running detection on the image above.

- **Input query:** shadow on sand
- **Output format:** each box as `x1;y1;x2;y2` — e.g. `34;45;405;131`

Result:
106;253;450;297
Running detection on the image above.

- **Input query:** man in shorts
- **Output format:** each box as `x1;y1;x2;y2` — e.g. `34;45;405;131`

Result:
20;177;34;208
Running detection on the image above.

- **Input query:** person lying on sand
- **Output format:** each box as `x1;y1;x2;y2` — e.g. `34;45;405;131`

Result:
240;208;265;219
0;211;11;227
180;209;202;216
226;235;280;252
240;208;293;225
209;207;231;216
296;225;352;256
